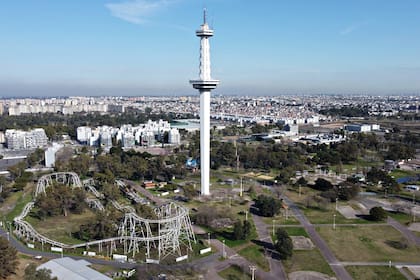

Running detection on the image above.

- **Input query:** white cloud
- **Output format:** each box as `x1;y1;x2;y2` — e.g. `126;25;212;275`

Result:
340;20;369;35
105;0;174;24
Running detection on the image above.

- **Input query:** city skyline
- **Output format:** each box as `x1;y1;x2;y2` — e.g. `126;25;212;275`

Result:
1;0;420;97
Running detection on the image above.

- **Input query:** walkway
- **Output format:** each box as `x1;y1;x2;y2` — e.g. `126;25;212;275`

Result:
251;210;288;279
387;217;420;246
283;196;353;280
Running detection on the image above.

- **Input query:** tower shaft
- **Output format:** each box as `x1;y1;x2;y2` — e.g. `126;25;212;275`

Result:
190;10;219;196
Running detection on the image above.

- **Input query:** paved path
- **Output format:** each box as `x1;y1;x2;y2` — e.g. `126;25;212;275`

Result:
283;197;353;280
209;238;280;280
251;210;288;279
387;217;420;246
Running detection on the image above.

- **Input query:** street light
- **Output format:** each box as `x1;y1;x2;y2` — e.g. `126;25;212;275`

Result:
333;214;336;230
222;240;226;259
208;232;211;245
272;220;275;237
249;265;257;280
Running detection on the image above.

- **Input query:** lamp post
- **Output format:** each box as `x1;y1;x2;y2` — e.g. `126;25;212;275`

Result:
333;214;336;230
222;240;226;258
208;232;211;245
272;220;275;237
249;265;257;280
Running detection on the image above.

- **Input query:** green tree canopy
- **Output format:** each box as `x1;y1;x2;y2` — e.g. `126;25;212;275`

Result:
0;236;17;279
24;263;57;280
274;228;293;260
369;206;387;221
254;195;282;217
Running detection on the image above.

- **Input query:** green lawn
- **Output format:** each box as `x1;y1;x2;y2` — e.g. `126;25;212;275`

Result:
283;227;309;237
5;192;33;221
346;266;406;280
389;169;417;179
387;211;413;225
318;225;420;262
283;249;334;276
303;206;374;225
26;209;96;245
218;264;251;280
238;244;270;272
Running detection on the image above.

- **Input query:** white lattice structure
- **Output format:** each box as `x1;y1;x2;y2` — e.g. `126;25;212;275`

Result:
35;172;82;196
119;202;195;259
14;173;196;261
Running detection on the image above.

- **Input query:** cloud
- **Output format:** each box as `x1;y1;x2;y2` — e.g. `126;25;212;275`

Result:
105;0;174;24
340;20;369;35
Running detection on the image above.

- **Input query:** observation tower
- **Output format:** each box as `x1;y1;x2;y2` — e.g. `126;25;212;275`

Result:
190;10;219;195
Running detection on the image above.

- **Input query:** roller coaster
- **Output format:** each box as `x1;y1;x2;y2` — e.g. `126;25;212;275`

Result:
13;172;196;261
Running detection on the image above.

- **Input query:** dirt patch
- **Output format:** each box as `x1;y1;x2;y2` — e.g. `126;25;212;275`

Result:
291;236;315;250
289;271;337;280
408;223;420;232
337;206;359;219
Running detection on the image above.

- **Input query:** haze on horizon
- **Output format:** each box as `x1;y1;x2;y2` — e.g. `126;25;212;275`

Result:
1;0;420;97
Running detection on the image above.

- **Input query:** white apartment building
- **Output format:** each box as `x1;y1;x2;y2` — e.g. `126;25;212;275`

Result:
5;128;48;150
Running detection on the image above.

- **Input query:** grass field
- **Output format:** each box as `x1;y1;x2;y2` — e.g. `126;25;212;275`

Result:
2;186;34;222
26;209;96;245
302;206;375;225
283;249;334;276
238;244;270;272
318;225;420;262
283;227;309;237
388;212;413;225
219;264;251;280
346;266;406;280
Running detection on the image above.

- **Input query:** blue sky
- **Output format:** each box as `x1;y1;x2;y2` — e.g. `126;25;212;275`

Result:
1;0;420;96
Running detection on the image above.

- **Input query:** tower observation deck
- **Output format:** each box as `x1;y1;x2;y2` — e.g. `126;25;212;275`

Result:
190;10;219;196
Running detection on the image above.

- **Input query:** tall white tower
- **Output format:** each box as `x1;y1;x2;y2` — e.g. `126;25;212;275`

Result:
190;10;219;195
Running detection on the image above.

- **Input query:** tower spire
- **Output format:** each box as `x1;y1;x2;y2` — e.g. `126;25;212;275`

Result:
203;8;207;24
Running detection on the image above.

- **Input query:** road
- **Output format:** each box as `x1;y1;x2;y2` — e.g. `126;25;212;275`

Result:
283;196;353;280
251;209;288;279
387;217;420;246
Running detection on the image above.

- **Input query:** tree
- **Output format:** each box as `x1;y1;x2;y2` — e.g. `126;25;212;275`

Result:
24;263;57;280
254;195;282;217
0;236;18;279
313;178;334;191
233;220;243;240
370;206;387;221
274;228;293;260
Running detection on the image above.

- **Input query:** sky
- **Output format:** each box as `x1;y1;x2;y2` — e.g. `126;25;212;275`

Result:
1;0;420;97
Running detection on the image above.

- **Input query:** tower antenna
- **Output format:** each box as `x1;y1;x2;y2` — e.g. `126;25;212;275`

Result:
203;8;207;24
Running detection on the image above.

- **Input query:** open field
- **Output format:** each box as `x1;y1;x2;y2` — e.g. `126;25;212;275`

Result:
219;264;252;280
346;266;406;280
26;209;96;245
283;227;309;237
302;206;376;225
238;244;270;272
318;225;420;262
283;249;334;276
2;185;34;222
